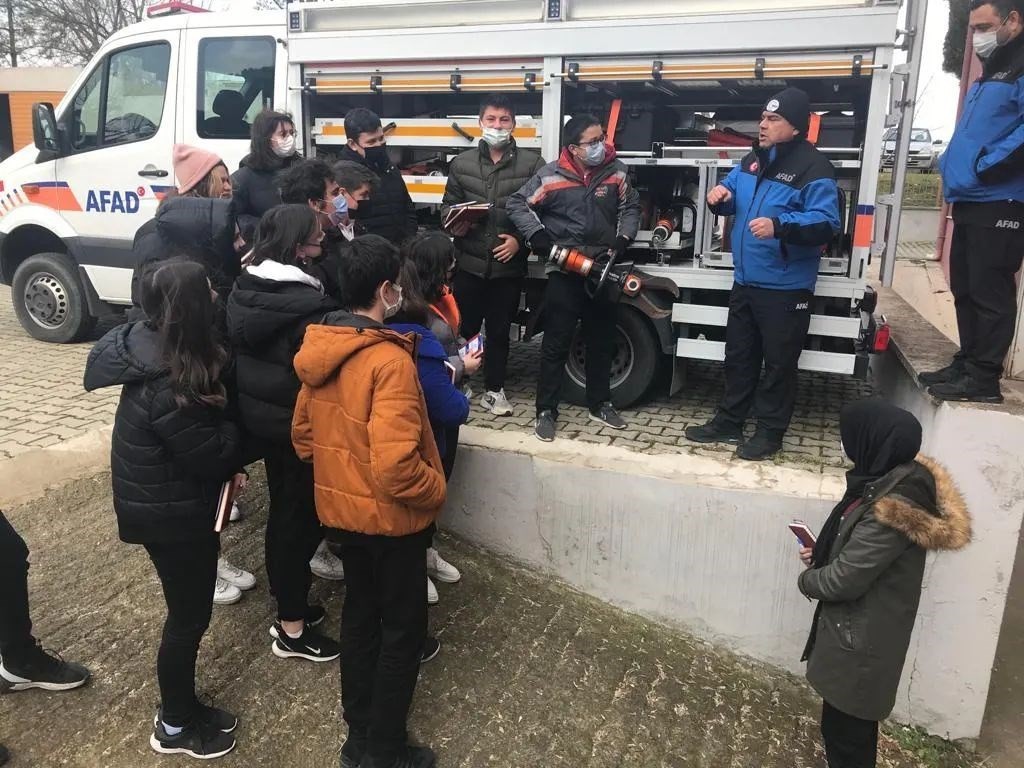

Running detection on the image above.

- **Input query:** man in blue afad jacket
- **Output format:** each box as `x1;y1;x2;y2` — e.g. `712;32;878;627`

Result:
924;0;1024;403
686;88;840;461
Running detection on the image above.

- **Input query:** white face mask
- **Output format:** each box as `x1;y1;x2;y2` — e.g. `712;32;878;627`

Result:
581;141;607;167
481;127;512;148
272;135;296;158
382;283;403;319
974;18;1007;59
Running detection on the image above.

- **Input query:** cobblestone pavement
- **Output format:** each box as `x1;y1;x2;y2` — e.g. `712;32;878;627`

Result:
0;286;119;460
1;273;881;470
0;472;977;768
469;341;872;471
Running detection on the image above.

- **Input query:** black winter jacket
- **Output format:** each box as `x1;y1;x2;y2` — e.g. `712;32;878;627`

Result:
129;197;239;305
340;146;418;246
441;140;546;280
506;146;641;269
226;263;339;444
231;153;301;241
83;322;243;545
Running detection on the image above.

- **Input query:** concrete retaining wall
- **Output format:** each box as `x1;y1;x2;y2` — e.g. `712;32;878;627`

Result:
445;374;1023;740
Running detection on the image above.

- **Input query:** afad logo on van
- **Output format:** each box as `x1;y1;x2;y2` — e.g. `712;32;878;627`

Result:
85;186;149;214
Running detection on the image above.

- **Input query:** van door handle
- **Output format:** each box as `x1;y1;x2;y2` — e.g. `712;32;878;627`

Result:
138;168;169;178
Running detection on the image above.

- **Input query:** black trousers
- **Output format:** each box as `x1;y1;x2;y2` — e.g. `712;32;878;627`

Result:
143;535;219;728
453;271;523;393
441;426;460;482
263;443;322;622
718;283;812;439
0;513;34;665
949;211;1024;384
821;700;879;768
536;272;616;416
336;528;430;763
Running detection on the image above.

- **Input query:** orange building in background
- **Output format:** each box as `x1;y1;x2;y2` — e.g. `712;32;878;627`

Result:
0;67;80;159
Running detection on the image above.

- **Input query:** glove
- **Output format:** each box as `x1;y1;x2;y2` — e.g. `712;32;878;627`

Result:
530;229;555;257
612;235;631;259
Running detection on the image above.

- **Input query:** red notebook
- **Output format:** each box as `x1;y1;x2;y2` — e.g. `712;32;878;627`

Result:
213;477;240;533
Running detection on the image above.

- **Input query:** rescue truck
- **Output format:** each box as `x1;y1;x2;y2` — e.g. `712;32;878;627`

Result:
0;0;925;407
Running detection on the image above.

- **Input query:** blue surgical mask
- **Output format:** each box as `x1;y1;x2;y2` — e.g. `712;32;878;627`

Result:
333;194;348;217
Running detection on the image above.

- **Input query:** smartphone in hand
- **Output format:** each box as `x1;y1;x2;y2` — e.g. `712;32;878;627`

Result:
443;360;457;384
788;520;817;548
459;333;485;359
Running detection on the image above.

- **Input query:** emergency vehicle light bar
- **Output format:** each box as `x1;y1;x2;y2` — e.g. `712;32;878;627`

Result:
146;0;209;18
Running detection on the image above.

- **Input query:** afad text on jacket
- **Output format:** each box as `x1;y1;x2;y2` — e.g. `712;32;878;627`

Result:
711;139;840;292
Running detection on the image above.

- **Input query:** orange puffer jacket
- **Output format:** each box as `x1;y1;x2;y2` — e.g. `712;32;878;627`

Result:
291;311;446;536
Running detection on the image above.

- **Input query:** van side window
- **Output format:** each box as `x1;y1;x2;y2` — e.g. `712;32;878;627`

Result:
69;42;171;152
197;37;276;140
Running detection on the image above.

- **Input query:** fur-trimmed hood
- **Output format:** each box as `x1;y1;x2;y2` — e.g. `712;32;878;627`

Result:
872;455;972;552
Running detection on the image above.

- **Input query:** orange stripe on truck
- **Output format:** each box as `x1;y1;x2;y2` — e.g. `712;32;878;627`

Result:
854;213;874;248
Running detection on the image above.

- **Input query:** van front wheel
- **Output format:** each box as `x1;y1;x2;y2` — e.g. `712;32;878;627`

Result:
12;253;96;343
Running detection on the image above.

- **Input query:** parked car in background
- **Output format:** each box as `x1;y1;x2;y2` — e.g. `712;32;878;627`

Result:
882;127;942;172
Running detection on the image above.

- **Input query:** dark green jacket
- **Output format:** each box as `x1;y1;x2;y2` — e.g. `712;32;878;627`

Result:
441;140;545;280
798;457;971;721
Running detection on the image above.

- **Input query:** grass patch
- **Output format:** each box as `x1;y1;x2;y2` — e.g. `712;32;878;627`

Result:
878;171;943;208
882;723;981;768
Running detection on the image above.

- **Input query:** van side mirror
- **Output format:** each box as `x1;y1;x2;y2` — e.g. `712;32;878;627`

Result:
32;102;62;160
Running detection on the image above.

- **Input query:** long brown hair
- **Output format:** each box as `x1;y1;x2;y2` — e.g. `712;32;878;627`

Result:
138;259;228;409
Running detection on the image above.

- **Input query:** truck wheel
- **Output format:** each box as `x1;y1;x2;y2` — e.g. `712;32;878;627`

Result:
563;307;661;409
12;253;96;343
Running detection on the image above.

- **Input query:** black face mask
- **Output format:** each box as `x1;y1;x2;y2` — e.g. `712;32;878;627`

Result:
363;144;390;170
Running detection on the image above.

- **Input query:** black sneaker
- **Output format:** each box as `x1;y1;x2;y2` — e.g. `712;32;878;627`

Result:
0;643;90;693
269;604;327;639
589;402;627;430
0;743;9;766
535;410;557;442
155;703;238;735
150;719;236;759
929;374;1004;404
736;433;782;462
340;730;366;768
685;420;743;445
272;626;341;662
420;637;441;664
360;745;437;768
918;359;965;387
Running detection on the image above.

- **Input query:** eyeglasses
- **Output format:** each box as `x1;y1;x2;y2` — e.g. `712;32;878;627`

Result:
576;135;606;149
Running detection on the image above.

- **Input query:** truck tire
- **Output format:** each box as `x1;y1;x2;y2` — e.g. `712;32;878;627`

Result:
563;306;661;409
12;252;97;343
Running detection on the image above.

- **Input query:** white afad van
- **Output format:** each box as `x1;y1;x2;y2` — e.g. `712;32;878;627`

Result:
0;0;920;408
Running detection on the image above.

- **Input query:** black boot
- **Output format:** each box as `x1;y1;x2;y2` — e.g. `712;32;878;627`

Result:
685;418;743;445
341;728;367;768
736;431;782;461
918;359;965;387
929;373;1003;404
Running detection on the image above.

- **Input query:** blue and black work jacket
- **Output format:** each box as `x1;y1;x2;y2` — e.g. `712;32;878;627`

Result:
940;35;1024;205
710;139;840;292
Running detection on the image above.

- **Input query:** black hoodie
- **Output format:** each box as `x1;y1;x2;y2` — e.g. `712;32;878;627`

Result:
83;322;243;545
225;262;339;443
130;196;239;305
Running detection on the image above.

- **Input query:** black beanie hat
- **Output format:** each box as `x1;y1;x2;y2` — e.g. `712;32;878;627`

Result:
765;87;810;135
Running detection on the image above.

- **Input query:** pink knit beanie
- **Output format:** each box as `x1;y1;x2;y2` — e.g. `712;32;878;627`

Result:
173;144;224;194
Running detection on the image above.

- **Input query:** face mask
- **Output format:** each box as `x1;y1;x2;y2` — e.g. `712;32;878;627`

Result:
481;127;512;148
333;194;349;218
580;141;607;167
974;28;1002;59
272;134;296;158
382;283;403;319
363;145;390;170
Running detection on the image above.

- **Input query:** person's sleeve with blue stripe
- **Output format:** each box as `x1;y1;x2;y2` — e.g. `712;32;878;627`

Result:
772;177;840;252
976;77;1024;183
708;165;740;217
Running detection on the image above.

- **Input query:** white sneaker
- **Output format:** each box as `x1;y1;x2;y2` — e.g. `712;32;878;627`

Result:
427;577;439;606
228;502;243;522
309;540;345;581
481;389;514;416
426;547;461;584
213;577;242;606
217;558;256;591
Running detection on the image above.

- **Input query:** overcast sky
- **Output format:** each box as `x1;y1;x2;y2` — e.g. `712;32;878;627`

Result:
212;0;964;139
